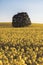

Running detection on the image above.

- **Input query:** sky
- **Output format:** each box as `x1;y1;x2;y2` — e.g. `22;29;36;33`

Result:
0;0;43;23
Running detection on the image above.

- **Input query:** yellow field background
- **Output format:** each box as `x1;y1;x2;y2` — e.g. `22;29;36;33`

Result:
0;23;43;65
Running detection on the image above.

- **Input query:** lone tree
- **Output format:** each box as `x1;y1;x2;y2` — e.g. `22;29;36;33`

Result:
12;12;31;27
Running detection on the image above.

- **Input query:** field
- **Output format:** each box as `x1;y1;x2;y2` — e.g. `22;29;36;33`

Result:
0;22;43;65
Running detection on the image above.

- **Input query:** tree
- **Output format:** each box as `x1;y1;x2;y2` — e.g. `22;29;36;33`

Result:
12;12;31;27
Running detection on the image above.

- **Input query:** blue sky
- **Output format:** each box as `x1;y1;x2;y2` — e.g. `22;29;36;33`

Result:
0;0;43;23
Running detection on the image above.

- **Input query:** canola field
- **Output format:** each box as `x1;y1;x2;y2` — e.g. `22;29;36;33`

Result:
0;23;43;65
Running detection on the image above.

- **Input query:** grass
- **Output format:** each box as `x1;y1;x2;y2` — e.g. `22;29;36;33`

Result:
0;22;43;65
